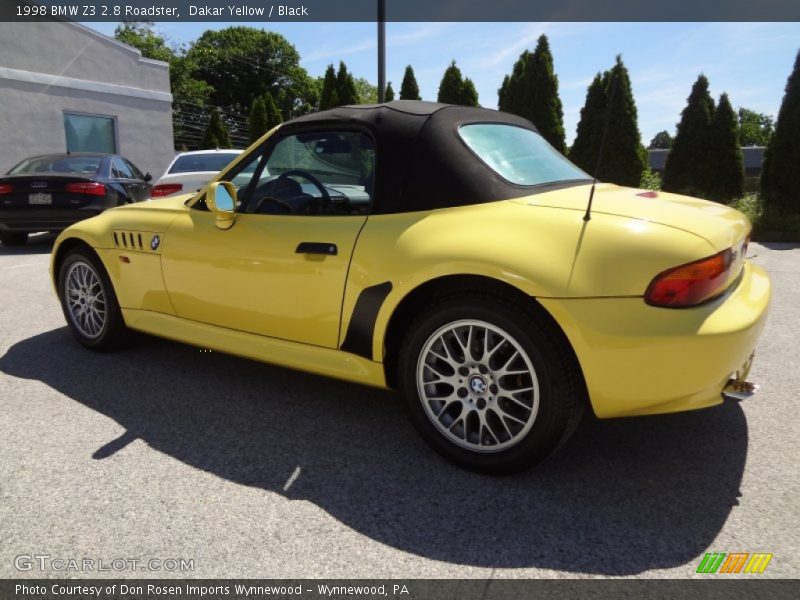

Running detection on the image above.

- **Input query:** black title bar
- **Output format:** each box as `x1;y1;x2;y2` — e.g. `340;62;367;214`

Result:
3;0;800;22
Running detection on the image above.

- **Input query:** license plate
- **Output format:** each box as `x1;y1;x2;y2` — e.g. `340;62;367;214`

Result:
29;192;52;205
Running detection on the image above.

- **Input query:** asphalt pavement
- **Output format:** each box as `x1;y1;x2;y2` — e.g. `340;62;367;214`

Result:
0;235;798;579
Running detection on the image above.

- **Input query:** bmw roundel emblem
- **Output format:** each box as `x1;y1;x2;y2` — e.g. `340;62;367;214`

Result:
151;235;161;251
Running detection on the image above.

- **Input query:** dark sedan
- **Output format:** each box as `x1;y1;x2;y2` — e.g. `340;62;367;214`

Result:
0;153;152;246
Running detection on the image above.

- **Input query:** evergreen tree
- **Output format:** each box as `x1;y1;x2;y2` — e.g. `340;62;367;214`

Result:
761;50;800;213
319;64;339;110
437;61;465;104
569;73;608;174
202;109;231;149
264;93;283;130
461;78;479;107
399;65;421;100
595;56;646;187
663;74;715;196
249;97;268;144
497;37;566;153
527;36;566;153
335;62;358;106
707;93;744;202
385;81;395;101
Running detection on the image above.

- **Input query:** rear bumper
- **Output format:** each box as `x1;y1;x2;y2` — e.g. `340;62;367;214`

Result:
539;262;771;418
0;208;106;233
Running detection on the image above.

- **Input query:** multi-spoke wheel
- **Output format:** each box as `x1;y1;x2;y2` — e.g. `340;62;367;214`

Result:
399;294;585;474
58;246;127;351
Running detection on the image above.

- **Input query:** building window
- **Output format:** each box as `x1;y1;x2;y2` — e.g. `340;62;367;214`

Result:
64;113;116;153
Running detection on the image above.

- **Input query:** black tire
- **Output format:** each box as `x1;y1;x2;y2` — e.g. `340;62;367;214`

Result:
57;246;127;351
398;294;585;475
0;232;28;246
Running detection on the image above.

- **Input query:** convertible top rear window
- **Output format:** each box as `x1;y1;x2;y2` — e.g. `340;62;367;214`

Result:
459;124;589;187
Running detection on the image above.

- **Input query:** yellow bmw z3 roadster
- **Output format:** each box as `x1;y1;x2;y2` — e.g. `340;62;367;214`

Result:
50;101;770;473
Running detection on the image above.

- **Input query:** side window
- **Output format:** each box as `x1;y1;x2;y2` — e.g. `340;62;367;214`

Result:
112;158;134;179
221;131;375;216
123;158;145;181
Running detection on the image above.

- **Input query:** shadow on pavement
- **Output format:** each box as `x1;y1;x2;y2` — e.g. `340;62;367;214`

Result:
0;328;748;575
0;232;56;255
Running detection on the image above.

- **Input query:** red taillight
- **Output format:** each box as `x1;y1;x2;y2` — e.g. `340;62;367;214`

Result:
151;183;183;197
0;183;12;195
645;249;734;308
65;182;106;196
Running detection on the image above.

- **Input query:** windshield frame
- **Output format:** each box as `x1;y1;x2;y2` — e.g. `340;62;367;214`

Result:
456;122;592;190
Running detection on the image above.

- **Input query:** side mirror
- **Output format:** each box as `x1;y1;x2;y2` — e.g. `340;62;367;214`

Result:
144;172;153;182
206;181;237;230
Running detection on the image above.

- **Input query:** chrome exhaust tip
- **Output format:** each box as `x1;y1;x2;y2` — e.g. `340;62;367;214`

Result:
722;378;759;402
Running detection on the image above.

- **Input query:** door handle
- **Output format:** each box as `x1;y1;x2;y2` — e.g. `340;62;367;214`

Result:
296;242;337;256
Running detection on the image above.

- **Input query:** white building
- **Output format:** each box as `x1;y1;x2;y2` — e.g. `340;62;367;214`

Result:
0;21;174;178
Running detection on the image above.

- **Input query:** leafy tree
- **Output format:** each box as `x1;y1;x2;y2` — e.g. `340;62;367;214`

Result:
595;56;646;187
738;108;774;146
399;65;421;100
498;36;566;153
437;61;479;106
319;65;339;110
186;27;314;117
114;22;173;62
384;81;395;101
761;50;800;213
264;93;283;130
569;73;608;174
663;74;716;196
354;77;378;104
648;130;673;149
706;93;744;202
248;96;268;144
201;108;231;149
336;62;359;106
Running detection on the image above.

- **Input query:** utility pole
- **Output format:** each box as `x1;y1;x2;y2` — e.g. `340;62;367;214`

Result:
377;0;386;102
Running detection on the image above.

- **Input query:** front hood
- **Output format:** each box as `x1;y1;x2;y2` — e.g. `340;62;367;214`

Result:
513;183;750;251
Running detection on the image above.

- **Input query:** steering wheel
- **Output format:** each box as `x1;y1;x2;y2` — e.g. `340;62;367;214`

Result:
276;169;332;212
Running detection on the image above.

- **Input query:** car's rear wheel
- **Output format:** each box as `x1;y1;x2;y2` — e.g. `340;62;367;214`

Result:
58;247;127;351
0;232;28;246
398;294;584;474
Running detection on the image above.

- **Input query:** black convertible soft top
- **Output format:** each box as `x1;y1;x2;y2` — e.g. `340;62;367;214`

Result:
280;100;577;215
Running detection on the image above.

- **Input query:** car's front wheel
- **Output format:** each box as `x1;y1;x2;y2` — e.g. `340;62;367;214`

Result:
58;247;127;351
0;232;28;246
399;294;584;474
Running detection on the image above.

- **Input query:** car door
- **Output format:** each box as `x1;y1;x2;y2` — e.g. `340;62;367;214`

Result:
111;157;148;202
122;158;153;200
160;130;375;349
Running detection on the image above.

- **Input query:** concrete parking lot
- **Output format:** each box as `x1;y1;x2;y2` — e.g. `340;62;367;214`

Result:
0;236;798;579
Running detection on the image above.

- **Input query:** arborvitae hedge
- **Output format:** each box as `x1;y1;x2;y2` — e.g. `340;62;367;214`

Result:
761;50;800;213
319;65;339;110
248;97;267;144
707;93;744;202
201;108;231;149
663;75;715;196
498;36;566;153
595;56;646;187
399;65;421;101
569;73;608;175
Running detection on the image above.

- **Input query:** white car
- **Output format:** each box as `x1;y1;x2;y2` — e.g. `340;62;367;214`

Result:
151;150;243;198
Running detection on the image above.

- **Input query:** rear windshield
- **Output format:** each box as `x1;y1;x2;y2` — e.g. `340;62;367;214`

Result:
9;156;103;175
168;153;240;174
458;124;590;187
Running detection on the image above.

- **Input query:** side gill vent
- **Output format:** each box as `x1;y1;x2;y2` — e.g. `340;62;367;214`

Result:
113;230;155;252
